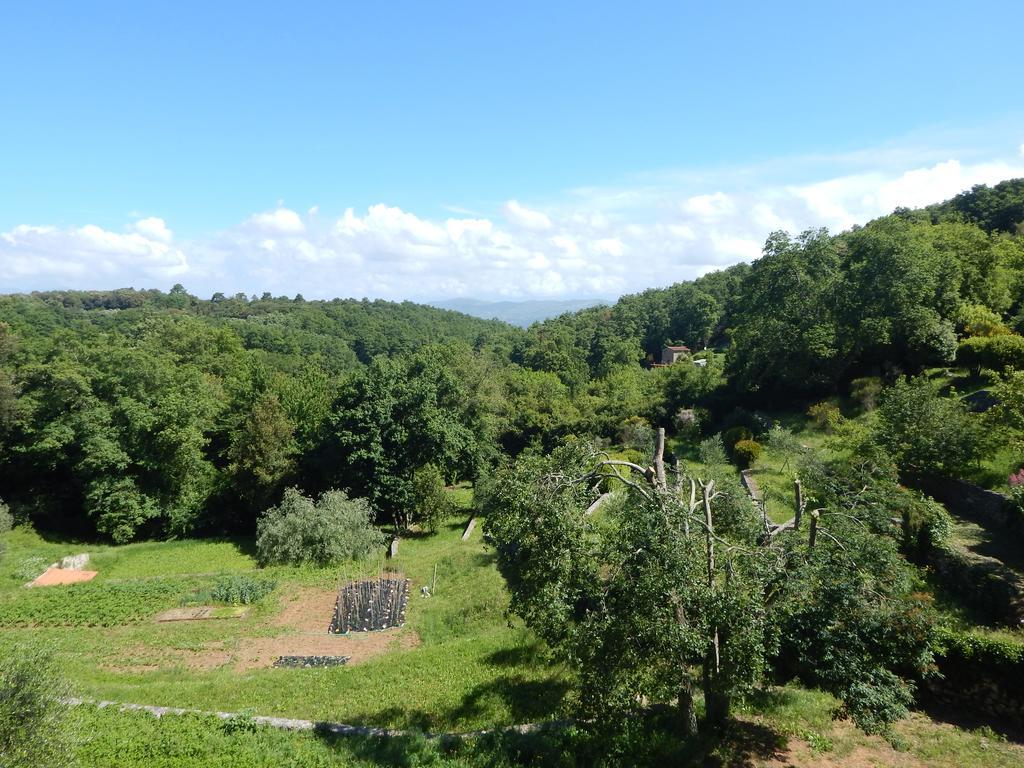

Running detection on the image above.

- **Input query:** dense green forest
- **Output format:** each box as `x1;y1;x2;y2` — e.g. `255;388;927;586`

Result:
1;180;1023;544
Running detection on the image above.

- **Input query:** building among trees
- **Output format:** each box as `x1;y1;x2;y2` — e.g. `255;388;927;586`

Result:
659;344;690;365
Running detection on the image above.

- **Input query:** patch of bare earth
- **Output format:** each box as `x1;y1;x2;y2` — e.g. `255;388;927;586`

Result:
103;586;419;673
733;718;927;768
273;587;340;632
234;629;419;670
154;606;250;622
236;585;419;669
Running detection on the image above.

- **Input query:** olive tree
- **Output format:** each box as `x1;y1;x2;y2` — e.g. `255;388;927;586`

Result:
482;431;934;737
255;487;385;567
0;647;73;768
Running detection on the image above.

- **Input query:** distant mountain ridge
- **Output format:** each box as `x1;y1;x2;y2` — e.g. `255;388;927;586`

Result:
431;297;611;327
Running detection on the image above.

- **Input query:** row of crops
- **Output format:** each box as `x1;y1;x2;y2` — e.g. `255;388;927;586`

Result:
0;578;200;627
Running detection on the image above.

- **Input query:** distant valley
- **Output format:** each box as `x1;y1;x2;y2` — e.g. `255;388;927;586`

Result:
430;297;611;326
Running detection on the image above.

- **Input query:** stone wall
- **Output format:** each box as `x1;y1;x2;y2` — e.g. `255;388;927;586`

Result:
926;545;1024;626
906;474;1024;541
739;470;762;502
920;630;1024;730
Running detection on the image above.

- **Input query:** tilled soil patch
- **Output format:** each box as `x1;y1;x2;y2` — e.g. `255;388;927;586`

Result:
235;628;419;670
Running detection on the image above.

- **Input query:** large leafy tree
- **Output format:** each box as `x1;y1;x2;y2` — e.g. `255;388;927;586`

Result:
227;391;298;517
727;229;843;394
8;326;229;541
0;323;18;451
873;376;986;478
328;346;485;529
482;435;934;736
837;218;959;374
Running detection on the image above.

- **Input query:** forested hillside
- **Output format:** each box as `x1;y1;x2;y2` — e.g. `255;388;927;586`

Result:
1;179;1023;545
529;178;1024;397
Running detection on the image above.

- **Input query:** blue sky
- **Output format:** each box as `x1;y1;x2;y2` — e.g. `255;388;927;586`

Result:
2;1;1023;300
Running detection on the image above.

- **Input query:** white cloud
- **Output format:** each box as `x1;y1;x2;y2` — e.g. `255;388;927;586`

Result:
503;200;552;230
787;159;1024;232
750;203;795;233
0;222;188;285
3;138;1024;300
683;191;734;219
131;216;173;243
247;207;305;234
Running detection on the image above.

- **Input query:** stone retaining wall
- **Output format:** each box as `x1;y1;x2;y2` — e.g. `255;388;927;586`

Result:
922;672;1024;728
906;474;1024;541
926;545;1024;626
920;631;1024;730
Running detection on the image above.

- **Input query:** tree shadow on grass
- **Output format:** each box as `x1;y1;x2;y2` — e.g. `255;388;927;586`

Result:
484;639;548;667
314;712;790;768
228;535;259;560
336;673;571;734
701;720;789;768
919;700;1024;744
446;675;571;726
472;550;498;567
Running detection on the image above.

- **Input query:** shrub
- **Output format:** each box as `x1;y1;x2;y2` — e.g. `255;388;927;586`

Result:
0;500;10;567
899;492;953;557
411;464;457;533
0;646;73;767
875;376;986;477
807;401;841;431
618;416;654;454
957;303;1010;338
698;435;728;467
850;376;883;411
956;333;1024;373
732;439;762;469
672;408;703;439
0;499;12;534
209;574;277;605
1008;469;1024;519
721;426;752;453
255;487;385;567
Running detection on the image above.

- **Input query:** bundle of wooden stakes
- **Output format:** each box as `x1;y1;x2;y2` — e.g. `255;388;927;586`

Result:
329;577;410;634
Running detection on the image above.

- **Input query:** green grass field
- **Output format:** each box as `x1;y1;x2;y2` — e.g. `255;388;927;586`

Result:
0;491;570;734
3;481;1024;766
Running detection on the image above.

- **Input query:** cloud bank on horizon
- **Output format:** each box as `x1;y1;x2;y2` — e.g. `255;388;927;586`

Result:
3;143;1023;302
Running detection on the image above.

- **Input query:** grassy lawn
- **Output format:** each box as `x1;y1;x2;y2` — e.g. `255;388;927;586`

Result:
3;468;1024;765
0;490;572;732
60;684;1024;768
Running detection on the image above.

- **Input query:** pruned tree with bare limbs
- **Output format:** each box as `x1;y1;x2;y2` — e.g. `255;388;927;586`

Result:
480;429;936;738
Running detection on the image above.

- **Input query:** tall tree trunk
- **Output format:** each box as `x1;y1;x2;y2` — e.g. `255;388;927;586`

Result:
654;427;667;490
794;478;804;530
704;688;731;728
679;674;698;737
701;479;727;732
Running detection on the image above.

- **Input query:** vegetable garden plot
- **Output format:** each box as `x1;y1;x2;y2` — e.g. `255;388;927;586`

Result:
273;655;350;668
329;577;409;633
0;578;192;627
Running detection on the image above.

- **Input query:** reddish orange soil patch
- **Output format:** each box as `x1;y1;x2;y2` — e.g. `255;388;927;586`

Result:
30;567;98;587
273;587;342;632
